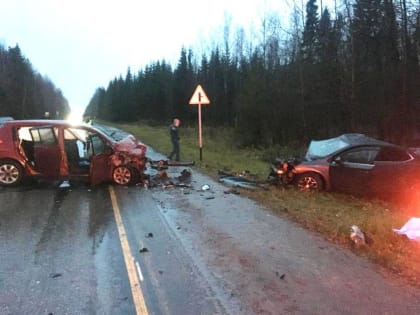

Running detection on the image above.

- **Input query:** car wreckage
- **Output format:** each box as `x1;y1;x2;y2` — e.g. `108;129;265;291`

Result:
0;119;191;186
270;133;420;196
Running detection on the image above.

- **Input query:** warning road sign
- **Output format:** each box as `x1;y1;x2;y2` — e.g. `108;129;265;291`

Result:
189;84;210;105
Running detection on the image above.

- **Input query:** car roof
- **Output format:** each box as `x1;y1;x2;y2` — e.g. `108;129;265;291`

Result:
305;133;400;160
0;117;14;126
335;133;393;147
2;119;92;129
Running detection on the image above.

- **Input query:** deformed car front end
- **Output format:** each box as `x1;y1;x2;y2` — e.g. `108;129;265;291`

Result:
107;134;148;185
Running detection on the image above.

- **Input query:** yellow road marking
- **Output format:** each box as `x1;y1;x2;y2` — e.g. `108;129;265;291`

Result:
109;186;149;315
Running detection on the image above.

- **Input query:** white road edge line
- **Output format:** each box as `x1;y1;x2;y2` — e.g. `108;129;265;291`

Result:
136;261;144;282
109;185;149;315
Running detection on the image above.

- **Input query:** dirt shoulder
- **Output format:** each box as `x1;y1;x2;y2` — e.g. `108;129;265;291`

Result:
149;160;420;314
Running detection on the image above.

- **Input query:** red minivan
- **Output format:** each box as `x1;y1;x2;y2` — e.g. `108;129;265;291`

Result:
0;119;147;186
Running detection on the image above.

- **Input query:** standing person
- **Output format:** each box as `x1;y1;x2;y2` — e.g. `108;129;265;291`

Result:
168;118;181;161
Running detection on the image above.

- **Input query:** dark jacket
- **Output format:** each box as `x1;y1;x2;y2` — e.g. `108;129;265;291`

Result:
169;124;179;143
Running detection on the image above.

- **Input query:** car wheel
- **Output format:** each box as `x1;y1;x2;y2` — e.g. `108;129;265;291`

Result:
295;172;323;191
112;165;137;185
0;160;24;186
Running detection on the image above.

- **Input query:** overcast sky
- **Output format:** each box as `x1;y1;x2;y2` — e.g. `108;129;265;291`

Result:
0;0;296;114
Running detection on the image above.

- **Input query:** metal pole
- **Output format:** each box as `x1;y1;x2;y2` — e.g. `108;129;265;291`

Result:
198;102;203;161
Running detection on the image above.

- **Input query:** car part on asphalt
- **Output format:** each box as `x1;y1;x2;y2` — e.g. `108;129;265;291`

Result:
149;159;195;170
218;170;268;190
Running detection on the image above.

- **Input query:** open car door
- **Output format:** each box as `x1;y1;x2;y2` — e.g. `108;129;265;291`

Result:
29;126;61;178
88;133;112;185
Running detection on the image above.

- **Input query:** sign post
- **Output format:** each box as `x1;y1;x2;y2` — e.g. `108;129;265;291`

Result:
189;84;210;161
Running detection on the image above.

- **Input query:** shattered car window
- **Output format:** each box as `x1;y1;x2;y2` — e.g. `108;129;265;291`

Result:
306;137;349;159
93;124;129;141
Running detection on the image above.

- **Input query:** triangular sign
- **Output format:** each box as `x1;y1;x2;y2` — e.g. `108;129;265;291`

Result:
189;84;210;105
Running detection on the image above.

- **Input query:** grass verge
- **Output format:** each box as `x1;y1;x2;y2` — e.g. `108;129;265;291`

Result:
112;121;420;286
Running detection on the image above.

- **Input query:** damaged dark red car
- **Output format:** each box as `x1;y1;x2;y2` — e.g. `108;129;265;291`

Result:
0;119;147;186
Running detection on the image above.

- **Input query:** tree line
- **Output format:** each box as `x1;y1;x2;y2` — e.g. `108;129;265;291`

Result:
85;0;420;147
0;44;70;120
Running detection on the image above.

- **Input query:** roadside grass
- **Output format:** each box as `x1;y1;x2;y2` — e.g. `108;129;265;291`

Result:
111;121;420;286
112;122;269;176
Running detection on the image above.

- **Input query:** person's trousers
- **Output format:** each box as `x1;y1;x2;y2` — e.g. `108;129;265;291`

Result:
169;140;180;161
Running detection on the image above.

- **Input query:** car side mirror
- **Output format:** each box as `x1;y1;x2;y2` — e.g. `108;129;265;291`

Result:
332;156;342;165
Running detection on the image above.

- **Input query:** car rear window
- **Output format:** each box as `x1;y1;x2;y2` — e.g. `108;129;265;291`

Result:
375;147;412;162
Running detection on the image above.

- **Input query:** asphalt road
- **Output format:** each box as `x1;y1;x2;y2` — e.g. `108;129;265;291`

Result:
2;148;420;315
0;178;229;315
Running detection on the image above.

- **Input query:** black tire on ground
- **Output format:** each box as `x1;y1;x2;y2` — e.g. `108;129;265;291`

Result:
112;165;138;185
0;160;24;186
295;172;324;192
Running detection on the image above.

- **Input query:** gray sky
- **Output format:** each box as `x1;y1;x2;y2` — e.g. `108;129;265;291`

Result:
0;0;296;116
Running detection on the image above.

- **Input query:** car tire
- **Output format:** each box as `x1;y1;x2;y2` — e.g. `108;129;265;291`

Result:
112;165;138;185
0;160;24;186
295;172;324;191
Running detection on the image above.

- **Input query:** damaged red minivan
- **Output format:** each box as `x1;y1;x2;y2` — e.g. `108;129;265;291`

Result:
0;119;147;186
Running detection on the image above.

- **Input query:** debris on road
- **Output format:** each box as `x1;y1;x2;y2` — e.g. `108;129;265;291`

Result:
276;272;286;280
58;180;71;189
393;217;420;241
146;167;193;189
145;232;154;238
139;247;149;253
218;170;266;190
201;184;211;191
350;225;366;246
149;159;195;171
49;273;62;279
224;189;241;195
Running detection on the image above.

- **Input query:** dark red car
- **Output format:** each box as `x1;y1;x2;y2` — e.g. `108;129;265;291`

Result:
279;134;420;199
0;119;147;186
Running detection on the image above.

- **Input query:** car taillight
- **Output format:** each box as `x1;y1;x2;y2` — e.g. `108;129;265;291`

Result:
0;139;3;144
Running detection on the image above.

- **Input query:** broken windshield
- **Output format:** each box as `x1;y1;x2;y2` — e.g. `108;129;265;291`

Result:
305;137;349;159
93;124;130;141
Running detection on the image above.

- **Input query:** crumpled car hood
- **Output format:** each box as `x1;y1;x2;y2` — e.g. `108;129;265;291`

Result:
114;135;147;157
109;135;148;171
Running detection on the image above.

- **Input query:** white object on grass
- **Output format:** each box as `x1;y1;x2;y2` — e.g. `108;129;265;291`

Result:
393;217;420;241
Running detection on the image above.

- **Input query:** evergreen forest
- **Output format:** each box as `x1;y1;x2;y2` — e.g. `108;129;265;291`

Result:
85;0;420;146
0;44;70;120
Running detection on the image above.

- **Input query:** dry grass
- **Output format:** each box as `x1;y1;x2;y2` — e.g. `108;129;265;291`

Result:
110;120;420;286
